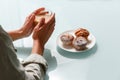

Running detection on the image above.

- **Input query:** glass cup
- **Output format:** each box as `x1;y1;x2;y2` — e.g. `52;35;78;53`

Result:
34;9;53;25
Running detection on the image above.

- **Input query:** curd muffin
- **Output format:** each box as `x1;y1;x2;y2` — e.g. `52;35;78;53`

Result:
73;36;88;50
75;28;89;39
60;33;74;45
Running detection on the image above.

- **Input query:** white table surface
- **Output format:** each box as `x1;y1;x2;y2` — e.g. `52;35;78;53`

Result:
1;0;120;80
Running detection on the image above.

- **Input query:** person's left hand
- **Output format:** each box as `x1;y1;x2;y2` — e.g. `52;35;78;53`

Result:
19;7;47;38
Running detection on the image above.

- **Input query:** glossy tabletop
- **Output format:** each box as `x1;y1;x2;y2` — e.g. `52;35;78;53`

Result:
1;0;120;80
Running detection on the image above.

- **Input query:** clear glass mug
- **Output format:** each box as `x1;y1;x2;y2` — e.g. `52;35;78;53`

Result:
34;9;53;25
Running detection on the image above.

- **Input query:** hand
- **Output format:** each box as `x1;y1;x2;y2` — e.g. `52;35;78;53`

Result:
32;13;55;54
19;7;47;38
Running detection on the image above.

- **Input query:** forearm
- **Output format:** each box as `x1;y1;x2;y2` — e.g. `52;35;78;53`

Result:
8;29;23;41
32;40;44;55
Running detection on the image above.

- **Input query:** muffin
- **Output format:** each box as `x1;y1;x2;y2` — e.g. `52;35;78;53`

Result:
75;28;89;39
73;36;88;50
60;33;74;45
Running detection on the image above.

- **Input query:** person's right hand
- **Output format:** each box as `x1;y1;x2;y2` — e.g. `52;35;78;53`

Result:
19;7;48;38
32;13;55;53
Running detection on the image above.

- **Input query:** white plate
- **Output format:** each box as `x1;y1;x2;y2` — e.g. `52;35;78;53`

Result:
57;30;96;52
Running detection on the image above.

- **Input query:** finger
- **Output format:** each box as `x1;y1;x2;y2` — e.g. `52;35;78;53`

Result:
45;13;55;26
49;22;55;31
27;7;45;20
49;23;55;32
46;16;55;30
37;13;55;31
25;13;35;24
25;14;35;26
37;11;49;15
45;23;55;43
23;14;35;30
29;14;36;22
37;18;45;30
33;7;45;15
47;22;55;37
34;18;44;31
49;17;55;27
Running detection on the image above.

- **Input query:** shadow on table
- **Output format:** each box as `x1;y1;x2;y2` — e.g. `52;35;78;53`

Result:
57;43;98;59
16;47;57;80
43;49;57;72
44;49;57;80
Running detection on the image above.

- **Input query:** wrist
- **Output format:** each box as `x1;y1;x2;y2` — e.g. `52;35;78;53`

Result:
32;40;44;55
18;28;27;38
8;29;24;41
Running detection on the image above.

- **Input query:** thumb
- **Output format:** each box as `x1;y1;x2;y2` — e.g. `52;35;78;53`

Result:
34;18;45;31
38;18;45;26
